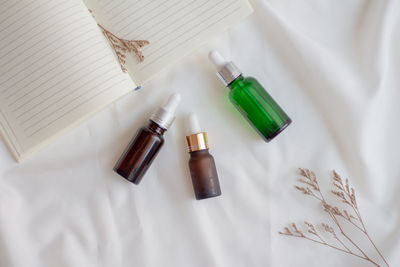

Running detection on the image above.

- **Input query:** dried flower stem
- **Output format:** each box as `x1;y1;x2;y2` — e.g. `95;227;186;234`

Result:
279;169;389;267
97;24;149;72
89;9;149;72
280;227;372;262
332;171;389;267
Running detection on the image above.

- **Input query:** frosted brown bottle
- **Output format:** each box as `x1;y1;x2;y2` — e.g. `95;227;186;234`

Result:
186;113;221;200
114;93;181;185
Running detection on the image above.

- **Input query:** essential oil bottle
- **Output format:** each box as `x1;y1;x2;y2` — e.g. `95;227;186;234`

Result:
208;50;291;142
114;93;181;185
185;112;221;200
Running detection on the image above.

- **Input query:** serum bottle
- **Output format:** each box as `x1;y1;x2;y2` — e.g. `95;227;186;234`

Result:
114;93;181;185
186;113;221;200
209;50;292;142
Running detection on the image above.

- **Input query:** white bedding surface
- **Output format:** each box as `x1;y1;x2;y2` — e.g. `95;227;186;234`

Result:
0;0;399;266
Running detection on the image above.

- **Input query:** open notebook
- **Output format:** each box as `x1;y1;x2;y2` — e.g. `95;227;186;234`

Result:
0;0;253;161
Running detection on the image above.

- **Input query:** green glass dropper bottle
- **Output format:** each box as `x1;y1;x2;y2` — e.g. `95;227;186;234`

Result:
209;50;291;142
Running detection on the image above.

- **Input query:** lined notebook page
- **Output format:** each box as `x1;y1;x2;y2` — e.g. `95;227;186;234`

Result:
85;0;253;84
0;0;133;161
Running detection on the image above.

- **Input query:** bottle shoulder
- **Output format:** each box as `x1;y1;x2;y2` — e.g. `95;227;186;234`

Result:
138;125;165;143
243;76;258;83
189;150;214;162
239;76;260;87
229;76;260;91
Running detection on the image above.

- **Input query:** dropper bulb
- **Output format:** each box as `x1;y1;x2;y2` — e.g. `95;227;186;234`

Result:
163;93;181;113
188;112;201;134
208;50;227;69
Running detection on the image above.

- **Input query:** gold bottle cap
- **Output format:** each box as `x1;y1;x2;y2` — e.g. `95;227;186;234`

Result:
186;132;209;152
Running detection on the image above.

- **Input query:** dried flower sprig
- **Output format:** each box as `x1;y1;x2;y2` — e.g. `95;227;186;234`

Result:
279;169;389;267
97;24;149;72
89;9;149;72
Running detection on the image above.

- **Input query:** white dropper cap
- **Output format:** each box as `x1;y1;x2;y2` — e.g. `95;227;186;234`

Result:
164;93;181;112
208;50;228;70
208;50;242;86
187;112;201;135
150;93;181;130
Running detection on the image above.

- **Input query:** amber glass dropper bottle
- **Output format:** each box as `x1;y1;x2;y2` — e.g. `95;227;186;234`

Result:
114;93;181;185
209;50;291;142
186;112;221;200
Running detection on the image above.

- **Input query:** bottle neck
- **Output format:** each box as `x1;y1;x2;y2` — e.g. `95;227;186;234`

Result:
149;120;166;135
227;75;244;89
216;61;242;86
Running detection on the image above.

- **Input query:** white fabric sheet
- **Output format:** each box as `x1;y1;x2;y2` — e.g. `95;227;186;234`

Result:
1;0;399;266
